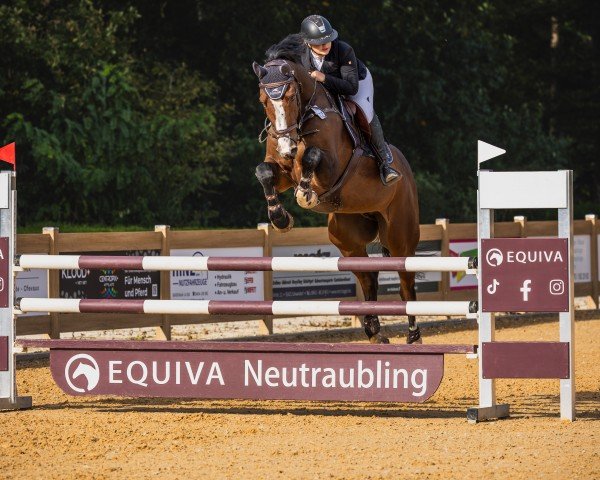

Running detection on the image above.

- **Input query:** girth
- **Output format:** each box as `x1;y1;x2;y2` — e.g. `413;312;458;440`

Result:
311;147;364;213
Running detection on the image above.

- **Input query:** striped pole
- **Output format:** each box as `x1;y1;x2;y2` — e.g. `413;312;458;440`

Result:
15;298;478;317
17;254;477;273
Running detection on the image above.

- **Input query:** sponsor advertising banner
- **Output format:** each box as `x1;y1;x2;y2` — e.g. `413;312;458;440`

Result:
272;245;354;299
481;238;569;312
60;250;161;299
573;235;591;283
449;240;478;291
15;268;48;316
51;348;444;402
15;269;46;300
369;241;442;295
170;247;264;301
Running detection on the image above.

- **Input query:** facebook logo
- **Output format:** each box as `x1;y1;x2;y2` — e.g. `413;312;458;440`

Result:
520;279;532;301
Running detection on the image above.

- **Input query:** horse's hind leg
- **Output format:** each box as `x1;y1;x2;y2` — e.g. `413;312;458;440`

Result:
328;213;389;344
255;162;294;232
379;209;421;344
399;271;421;344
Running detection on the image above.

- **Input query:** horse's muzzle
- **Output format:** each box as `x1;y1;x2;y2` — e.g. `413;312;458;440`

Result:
277;137;297;159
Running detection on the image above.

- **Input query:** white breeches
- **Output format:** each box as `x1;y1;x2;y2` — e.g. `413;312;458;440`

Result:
348;67;374;123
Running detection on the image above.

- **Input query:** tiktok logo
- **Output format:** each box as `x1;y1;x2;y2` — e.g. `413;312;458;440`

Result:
487;279;500;294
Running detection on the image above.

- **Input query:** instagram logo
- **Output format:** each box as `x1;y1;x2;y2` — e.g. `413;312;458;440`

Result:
549;279;565;295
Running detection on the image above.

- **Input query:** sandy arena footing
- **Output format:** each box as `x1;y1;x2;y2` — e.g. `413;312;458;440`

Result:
2;314;599;479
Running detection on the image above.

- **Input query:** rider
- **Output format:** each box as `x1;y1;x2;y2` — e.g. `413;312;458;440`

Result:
299;14;401;185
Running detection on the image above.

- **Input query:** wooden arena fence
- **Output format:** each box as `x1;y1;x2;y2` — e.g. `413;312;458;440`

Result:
15;215;599;340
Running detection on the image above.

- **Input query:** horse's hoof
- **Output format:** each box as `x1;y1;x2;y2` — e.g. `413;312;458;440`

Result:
406;327;422;344
272;212;294;233
369;334;390;344
295;188;319;209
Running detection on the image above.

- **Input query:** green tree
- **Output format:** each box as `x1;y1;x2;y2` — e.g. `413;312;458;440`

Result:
0;0;226;226
1;0;596;228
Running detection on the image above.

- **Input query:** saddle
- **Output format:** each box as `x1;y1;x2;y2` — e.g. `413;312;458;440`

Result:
338;99;374;155
343;100;370;138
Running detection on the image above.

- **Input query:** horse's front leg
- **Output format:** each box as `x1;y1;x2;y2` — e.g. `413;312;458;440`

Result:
400;272;421;344
295;146;321;209
255;162;294;232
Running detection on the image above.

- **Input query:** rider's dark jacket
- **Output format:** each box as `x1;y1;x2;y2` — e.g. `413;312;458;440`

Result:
300;39;367;97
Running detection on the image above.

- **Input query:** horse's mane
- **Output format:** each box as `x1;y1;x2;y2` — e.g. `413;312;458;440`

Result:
265;34;306;63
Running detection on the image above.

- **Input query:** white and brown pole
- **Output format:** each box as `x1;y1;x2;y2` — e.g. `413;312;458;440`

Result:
15;298;478;317
17;254;477;273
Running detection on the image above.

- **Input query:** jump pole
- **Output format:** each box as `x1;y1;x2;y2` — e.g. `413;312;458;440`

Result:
16;254;477;273
15;298;477;317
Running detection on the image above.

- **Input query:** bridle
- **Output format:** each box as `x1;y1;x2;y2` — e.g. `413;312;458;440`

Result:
254;59;353;199
257;60;319;144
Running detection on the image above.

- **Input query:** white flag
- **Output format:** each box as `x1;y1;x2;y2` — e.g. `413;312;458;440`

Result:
478;140;506;164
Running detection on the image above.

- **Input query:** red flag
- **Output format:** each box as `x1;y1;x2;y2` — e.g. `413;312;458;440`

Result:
0;143;15;169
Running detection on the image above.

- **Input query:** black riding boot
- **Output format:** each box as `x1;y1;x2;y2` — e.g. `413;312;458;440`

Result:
370;114;401;185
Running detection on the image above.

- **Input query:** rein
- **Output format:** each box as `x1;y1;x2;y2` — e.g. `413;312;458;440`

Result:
257;60;348;197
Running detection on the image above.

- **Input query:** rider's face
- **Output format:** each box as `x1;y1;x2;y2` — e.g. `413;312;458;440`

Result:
310;42;331;57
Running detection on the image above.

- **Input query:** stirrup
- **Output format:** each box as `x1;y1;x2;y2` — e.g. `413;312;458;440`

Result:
380;145;401;185
379;164;401;185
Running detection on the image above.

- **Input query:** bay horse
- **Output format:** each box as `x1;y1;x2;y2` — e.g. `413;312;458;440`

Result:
252;37;421;344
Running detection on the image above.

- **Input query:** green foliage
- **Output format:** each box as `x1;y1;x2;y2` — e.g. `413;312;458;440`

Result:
1;0;597;228
1;0;226;227
8;62;227;224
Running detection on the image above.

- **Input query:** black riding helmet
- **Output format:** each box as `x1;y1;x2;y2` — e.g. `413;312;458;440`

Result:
300;15;338;45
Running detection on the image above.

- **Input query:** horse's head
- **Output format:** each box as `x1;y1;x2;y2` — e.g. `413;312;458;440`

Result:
253;59;302;159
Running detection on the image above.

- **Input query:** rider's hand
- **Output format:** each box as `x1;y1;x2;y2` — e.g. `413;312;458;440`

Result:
309;70;326;82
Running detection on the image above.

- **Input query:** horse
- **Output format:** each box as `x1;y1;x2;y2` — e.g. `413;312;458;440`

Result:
252;36;421;344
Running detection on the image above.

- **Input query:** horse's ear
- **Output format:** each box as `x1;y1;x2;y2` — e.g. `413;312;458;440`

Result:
252;62;268;79
279;62;292;77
